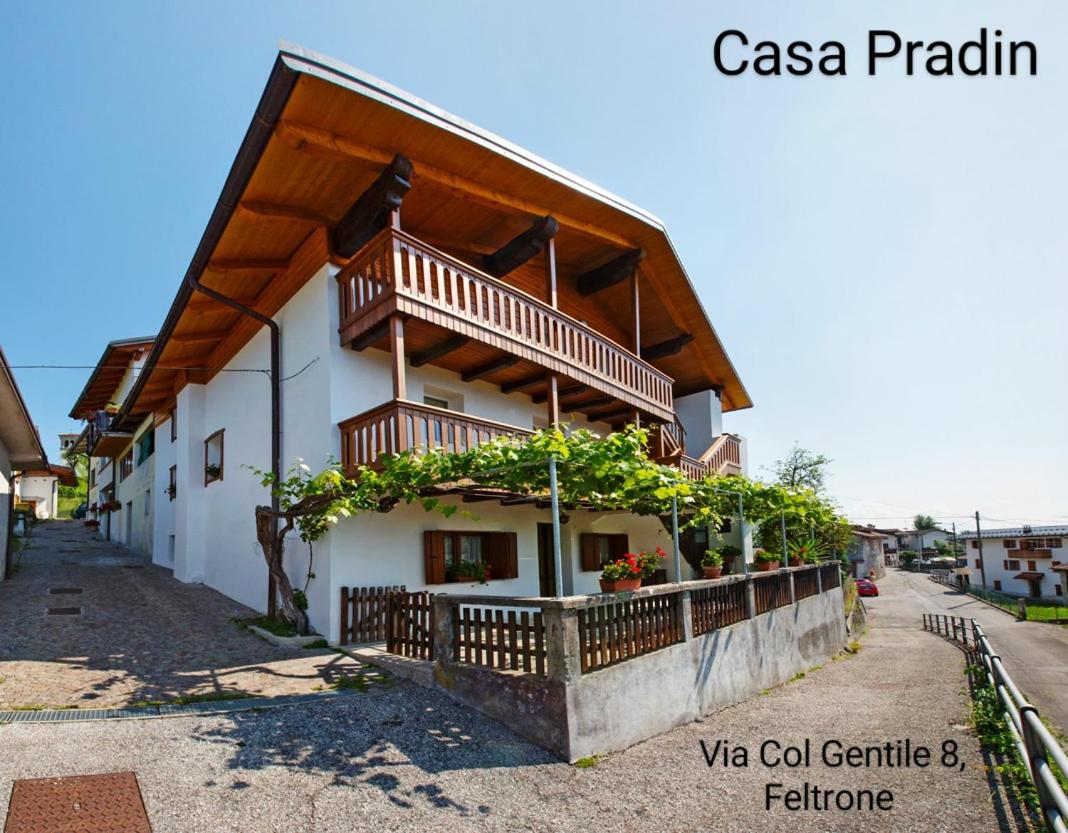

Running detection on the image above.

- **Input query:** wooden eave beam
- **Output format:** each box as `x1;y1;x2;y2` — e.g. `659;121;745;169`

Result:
577;249;645;296
641;333;694;361
409;335;470;368
171;330;232;345
237;201;336;226
533;384;584;404
500;373;546;394
481;216;559;277
276;120;637;249
204;259;291;274
587;406;633;423
461;354;519;382
349;320;390;351
331;154;413;257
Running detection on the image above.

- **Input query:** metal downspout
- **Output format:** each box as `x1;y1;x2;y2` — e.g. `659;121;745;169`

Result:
185;275;281;617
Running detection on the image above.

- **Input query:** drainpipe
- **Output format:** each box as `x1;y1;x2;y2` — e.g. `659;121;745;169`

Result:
186;274;281;617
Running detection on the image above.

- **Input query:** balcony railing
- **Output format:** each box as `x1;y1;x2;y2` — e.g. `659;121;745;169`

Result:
648;423;742;480
339;399;533;475
336;228;675;421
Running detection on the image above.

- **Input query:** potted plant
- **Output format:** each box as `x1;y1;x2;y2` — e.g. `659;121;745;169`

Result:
789;538;826;566
205;463;221;480
447;559;490;584
165;484;177;500
718;544;741;573
700;549;724;579
84;518;99;528
754;549;781;571
599;555;642;593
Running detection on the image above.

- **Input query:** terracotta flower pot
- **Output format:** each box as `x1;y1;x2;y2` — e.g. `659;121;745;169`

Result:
755;560;780;572
702;566;723;579
599;578;641;593
455;575;477;583
788;557;803;567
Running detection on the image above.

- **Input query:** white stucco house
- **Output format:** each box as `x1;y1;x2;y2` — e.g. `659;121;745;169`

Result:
848;526;888;580
72;47;755;641
13;463;76;519
894;527;949;555
1;344;48;580
71;337;157;556
959;525;1067;599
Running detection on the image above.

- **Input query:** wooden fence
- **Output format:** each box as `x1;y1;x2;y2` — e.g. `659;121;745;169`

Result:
793;568;820;601
454;605;546;674
691;580;748;635
753;572;792;615
576;593;683;672
819;563;842;591
339;585;404;644
386;591;436;660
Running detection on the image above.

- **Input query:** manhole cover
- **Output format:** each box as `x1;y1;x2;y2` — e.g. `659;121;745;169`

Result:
46;608;81;616
4;771;152;832
49;588;83;595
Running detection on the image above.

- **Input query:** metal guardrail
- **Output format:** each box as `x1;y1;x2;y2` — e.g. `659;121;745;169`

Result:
923;613;1068;833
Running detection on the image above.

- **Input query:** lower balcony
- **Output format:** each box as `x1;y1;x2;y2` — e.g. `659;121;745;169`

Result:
339;399;533;476
336;227;675;424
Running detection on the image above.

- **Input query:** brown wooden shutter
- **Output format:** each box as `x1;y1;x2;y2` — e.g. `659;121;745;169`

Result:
483;532;518;579
609;534;630;560
580;533;599;571
424;531;446;584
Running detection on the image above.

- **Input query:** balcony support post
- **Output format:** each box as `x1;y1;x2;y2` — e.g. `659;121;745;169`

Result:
631;268;641;354
544;237;558;308
389;314;406;400
546;374;560;427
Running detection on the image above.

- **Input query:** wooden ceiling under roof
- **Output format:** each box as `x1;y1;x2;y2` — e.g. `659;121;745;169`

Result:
124;47;751;422
69;339;154;420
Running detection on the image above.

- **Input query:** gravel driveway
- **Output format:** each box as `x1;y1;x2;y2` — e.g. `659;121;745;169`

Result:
0;571;1016;832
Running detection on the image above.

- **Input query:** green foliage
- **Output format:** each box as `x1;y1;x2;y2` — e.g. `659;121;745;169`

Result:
292;589;309;611
701;549;723;567
789;538;828;564
238;616;297;637
900;550;918;565
754;549;780;564
446;559;491;584
913;514;940;531
574;755;602;768
767;444;832;493
251;426;850;577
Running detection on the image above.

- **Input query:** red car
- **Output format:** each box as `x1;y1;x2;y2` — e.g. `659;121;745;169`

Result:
855;578;879;597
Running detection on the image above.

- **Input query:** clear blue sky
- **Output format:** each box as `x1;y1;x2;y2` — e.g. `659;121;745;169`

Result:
2;1;1065;530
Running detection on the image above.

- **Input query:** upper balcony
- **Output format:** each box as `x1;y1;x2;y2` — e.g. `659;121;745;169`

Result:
336;228;675;423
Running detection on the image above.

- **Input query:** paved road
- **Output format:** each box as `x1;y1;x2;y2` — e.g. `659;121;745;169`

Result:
888;569;1068;736
0;569;1011;833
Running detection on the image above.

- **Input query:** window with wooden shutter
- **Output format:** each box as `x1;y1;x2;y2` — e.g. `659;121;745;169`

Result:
483;532;518;580
579;533;629;571
424;531;446;584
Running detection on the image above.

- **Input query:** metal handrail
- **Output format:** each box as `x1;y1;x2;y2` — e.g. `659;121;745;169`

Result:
922;613;1068;833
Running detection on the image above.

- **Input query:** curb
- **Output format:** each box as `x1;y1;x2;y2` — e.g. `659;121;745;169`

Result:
0;689;354;725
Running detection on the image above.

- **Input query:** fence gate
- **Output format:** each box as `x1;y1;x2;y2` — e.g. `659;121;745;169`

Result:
339;585;404;644
386;590;436;660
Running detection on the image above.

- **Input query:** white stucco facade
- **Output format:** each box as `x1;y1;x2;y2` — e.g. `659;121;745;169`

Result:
145;263;746;639
961;527;1067;599
15;474;57;519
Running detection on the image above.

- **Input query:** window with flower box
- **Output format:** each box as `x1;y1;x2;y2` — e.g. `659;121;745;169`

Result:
579;533;630;571
204;429;224;485
423;530;518;584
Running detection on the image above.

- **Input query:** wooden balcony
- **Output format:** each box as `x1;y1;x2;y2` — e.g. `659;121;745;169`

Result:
649;423;742;480
339;399;533;476
337;228;674;422
1008;549;1053;559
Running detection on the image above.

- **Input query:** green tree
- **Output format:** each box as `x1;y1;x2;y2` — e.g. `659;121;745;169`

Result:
913;514;940;531
767;445;832;494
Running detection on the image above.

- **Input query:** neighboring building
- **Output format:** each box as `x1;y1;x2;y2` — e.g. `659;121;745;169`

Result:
959;525;1067;599
58;433;79;457
14;463;77;519
0;344;47;580
76;47;753;640
893;528;949;555
70;337;156;555
848;526;888;580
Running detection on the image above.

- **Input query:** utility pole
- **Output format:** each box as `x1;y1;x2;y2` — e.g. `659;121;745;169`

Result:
975;511;987;590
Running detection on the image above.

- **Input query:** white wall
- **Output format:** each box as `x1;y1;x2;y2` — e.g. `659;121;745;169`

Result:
0;441;10;581
152;416;177;568
16;475;57;519
112;416;155;556
675;389;723;457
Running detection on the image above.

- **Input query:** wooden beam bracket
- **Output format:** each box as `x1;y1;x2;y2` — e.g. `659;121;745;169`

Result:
577;249;645;296
462;354;519;383
409;335;470;368
641;333;694;361
331;154;413;257
481;216;559;277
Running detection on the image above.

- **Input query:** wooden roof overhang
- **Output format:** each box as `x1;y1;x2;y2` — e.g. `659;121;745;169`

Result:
69;338;155;420
0;344;47;469
121;45;751;429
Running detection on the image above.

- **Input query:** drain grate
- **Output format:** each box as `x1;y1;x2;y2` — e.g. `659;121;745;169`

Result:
4;771;152;832
46;607;81;616
49;588;83;595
